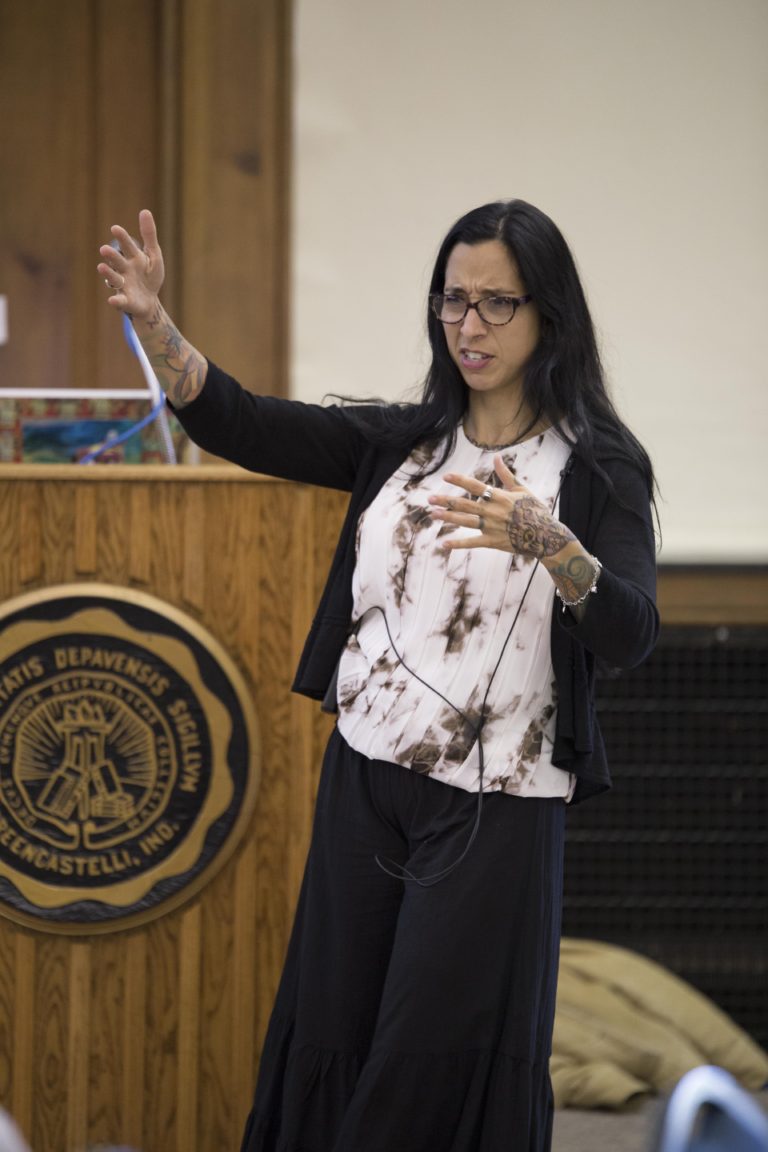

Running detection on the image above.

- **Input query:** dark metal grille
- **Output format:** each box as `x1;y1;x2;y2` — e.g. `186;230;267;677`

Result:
562;625;768;1049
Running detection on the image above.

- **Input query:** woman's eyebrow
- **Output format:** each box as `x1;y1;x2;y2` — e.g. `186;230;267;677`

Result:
443;284;519;295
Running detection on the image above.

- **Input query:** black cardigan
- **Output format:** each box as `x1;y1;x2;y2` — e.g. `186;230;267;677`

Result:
174;361;659;803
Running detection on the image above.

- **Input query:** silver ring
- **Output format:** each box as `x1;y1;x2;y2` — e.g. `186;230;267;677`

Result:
479;487;494;502
477;514;485;532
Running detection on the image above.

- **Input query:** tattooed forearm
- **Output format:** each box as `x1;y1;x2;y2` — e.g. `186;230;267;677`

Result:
505;496;577;559
149;349;206;408
138;304;207;408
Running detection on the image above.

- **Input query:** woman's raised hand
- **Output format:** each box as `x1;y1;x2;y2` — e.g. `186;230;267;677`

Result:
428;454;575;560
97;209;164;323
428;455;600;615
95;209;207;407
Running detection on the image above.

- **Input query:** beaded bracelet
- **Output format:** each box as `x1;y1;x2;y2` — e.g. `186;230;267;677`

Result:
556;556;602;612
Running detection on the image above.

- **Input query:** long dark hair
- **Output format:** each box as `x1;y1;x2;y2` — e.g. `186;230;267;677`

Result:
347;198;655;496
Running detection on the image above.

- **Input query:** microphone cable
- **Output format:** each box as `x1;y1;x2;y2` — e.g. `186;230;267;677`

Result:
364;454;574;887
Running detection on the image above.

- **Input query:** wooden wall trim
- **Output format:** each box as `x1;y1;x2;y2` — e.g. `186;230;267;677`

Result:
657;565;768;626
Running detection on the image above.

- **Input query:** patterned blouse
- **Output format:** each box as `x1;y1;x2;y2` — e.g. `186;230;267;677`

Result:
336;424;575;799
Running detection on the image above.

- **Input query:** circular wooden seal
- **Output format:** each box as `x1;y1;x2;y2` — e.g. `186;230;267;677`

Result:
0;584;259;933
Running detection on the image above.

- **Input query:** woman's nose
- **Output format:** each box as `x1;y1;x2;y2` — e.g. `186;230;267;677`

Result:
460;304;488;337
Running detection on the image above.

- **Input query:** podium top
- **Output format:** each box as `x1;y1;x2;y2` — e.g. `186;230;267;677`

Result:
0;464;274;484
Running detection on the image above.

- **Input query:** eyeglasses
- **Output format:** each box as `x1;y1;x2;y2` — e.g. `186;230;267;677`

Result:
430;292;533;326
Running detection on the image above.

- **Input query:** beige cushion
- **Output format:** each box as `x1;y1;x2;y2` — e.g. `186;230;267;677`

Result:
552;938;768;1109
551;1054;649;1109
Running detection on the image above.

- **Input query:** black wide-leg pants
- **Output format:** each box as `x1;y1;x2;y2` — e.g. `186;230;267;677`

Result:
241;727;565;1152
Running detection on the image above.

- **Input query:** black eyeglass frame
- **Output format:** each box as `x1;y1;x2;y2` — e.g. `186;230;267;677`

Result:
429;292;533;326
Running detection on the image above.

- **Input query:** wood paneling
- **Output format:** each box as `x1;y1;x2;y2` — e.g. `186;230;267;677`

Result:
0;466;344;1152
0;0;290;397
178;0;292;393
10;934;35;1135
120;933;148;1149
0;0;161;394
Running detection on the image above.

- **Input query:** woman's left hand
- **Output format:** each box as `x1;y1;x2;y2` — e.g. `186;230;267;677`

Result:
428;454;575;559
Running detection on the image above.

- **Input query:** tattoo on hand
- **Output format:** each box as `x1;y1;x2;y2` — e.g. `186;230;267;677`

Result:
505;497;576;559
550;553;596;602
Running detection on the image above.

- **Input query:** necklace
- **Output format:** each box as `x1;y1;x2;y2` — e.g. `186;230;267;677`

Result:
462;423;529;451
462;419;552;451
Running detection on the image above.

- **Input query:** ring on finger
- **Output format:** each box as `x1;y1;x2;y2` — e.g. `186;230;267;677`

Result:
477;513;485;532
479;486;494;502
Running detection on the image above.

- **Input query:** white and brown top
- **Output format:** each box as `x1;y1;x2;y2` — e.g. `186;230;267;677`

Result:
336;425;575;799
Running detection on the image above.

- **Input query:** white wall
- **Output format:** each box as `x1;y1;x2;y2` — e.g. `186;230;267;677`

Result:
293;0;768;561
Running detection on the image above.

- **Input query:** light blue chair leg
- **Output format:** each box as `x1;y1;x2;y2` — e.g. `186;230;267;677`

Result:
655;1065;768;1152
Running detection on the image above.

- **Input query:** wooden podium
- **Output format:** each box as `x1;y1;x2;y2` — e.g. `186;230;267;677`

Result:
0;464;346;1152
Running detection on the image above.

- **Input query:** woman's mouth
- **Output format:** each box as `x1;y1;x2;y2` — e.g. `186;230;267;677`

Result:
460;350;493;370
